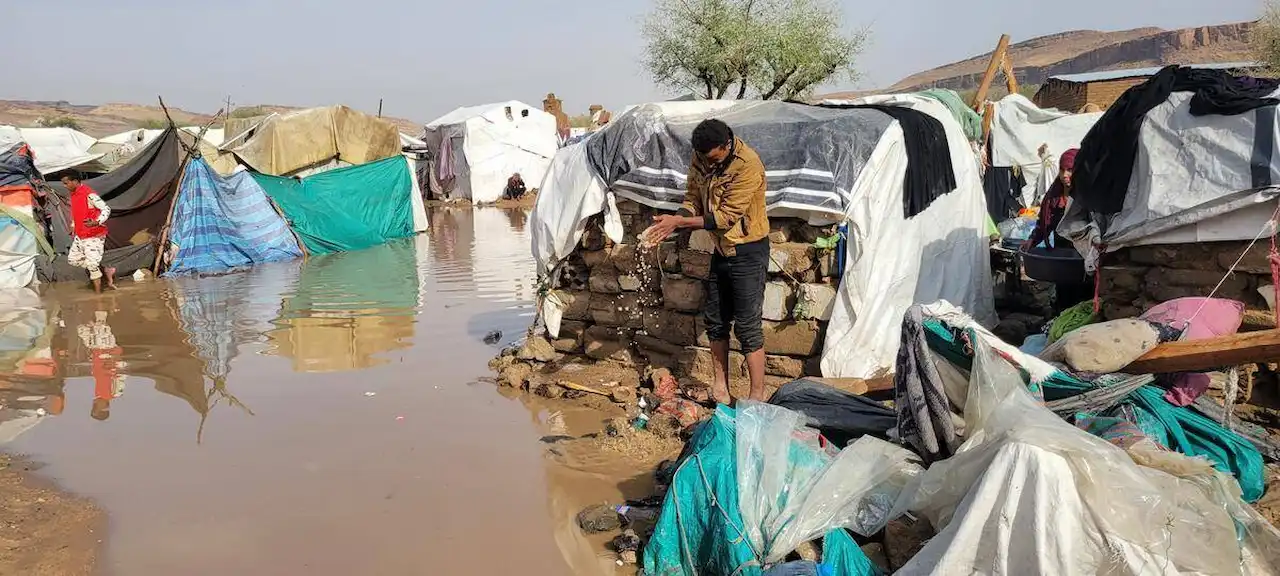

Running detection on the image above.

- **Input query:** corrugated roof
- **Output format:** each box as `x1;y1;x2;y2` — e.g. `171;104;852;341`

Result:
1048;62;1261;84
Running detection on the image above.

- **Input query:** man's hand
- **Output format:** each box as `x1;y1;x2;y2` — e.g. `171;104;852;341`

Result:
82;218;97;227
643;215;683;244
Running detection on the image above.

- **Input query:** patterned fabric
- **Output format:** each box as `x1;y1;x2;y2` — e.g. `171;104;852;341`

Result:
67;236;105;279
894;305;958;463
1075;414;1153;450
166;159;302;275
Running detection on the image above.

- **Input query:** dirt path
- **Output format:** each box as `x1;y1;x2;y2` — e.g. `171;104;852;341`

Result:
0;455;102;576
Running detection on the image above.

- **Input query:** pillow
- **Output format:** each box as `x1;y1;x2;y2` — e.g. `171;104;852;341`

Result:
1044;319;1160;373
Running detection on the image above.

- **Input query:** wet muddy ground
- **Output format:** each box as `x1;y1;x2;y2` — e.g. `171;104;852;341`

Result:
0;206;638;575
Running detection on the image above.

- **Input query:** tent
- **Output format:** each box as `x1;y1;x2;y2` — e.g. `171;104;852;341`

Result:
987;94;1101;209
221;105;401;177
164;158;305;275
92;127;225;172
531;96;995;379
1059;69;1280;266
0;126;106;175
423;101;558;203
0;144;52;289
253;155;416;255
38;127;196;281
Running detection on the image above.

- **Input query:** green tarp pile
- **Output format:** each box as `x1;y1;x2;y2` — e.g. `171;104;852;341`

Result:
253;155;414;255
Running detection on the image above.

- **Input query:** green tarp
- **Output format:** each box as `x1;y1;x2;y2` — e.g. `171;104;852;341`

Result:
252;155;414;255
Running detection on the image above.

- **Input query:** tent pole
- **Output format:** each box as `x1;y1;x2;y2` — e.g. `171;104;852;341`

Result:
151;103;225;274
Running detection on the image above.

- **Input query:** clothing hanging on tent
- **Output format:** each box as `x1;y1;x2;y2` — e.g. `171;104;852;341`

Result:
1074;66;1280;216
824;104;958;218
982;166;1024;220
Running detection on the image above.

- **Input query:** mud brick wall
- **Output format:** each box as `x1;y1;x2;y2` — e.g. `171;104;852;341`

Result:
547;198;842;381
1098;242;1274;320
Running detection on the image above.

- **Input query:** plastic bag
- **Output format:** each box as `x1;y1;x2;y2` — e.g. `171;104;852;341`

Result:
996;216;1035;241
737;401;922;564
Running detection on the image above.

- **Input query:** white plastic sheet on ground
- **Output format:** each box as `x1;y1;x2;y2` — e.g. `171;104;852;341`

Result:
0;126;104;175
988;95;1101;207
424;101;559;204
735;401;922;564
819;94;996;379
894;302;1280;575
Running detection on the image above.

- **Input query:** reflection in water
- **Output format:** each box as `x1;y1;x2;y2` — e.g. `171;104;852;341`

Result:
0;207;570;575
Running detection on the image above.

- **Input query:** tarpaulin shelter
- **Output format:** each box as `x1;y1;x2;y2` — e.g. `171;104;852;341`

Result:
165;158;303;275
39;127;195;281
253;155;415;255
532;96;995;379
0;126;106;175
221;106;401;177
987;94;1101;209
423;101;558;204
92;127;225;172
0;144;52;288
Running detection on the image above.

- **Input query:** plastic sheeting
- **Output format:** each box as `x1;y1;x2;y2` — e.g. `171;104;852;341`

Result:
819;94;995;379
165;158;303;275
642;405;885;576
227;106;402;177
586;101;891;219
529;141;623;275
253;155;414;255
423;101;558;204
0;126;104;175
895;309;1280;575
0;218;38;289
988;95;1101;207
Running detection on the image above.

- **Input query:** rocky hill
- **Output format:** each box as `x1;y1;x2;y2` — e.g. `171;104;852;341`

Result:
821;21;1258;99
0;100;420;138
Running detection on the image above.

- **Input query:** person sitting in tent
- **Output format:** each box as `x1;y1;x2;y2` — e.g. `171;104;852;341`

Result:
1023;148;1077;250
642;118;770;404
504;173;527;200
61;171;116;292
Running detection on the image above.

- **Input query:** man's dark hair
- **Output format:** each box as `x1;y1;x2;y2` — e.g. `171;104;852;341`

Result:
691;119;733;154
61;170;83;182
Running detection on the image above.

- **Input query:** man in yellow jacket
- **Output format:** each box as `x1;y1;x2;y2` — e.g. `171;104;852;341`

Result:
644;119;771;404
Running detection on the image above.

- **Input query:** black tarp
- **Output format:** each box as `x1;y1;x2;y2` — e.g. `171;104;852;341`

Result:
35;243;155;283
983;166;1025;221
45;128;186;253
767;379;896;447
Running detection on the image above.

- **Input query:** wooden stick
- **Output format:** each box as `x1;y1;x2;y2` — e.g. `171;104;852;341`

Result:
972;34;1011;111
560;381;609;396
1122;329;1280;374
1001;52;1019;96
151;102;225;274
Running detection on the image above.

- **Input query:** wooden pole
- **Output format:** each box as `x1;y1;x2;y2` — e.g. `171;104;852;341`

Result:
971;34;1011;111
1122;329;1280;374
151;99;224;274
981;102;995;146
377;99;383;118
1001;55;1019;96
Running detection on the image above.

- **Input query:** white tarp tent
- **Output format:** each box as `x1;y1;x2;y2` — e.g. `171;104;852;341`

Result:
989;94;1101;207
531;97;995;379
0;126;104;175
423;101;558;204
1061;89;1280;268
0;223;38;289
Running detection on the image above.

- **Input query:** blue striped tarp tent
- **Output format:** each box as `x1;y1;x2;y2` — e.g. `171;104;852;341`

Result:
166;159;304;275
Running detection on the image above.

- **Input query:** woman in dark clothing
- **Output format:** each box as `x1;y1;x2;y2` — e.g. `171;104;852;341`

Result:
1023;148;1091;312
1023;148;1077;250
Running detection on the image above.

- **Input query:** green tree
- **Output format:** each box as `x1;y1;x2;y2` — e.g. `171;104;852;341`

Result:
38;115;80;130
641;0;865;101
1254;2;1280;75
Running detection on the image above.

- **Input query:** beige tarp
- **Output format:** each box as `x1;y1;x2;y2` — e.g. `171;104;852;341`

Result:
224;106;400;176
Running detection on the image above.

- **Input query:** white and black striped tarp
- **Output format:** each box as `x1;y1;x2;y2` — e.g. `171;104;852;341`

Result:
584;101;893;218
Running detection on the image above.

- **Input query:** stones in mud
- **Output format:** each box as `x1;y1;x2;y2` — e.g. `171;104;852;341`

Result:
557;290;592;321
589;294;644;328
765;355;805;378
499;363;533;388
678;250;712;280
646;413;682;439
610;386;638;404
604;417;633;438
796;283;837;321
534;381;567;399
589;267;622;294
762;281;796;321
577;504;623;533
517;337;558;363
769;243;815;277
612;529;642;565
762;320;824;357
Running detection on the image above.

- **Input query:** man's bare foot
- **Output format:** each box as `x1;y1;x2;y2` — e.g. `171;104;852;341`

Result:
711;388;732;406
104;267;117;290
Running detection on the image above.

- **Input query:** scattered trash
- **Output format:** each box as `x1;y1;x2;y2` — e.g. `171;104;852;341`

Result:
363;392;377;397
577;503;623;533
611;529;642;565
614;505;658;524
132;269;147;282
632;413;650;430
482;330;502;345
605;417;633;438
545;410;567;436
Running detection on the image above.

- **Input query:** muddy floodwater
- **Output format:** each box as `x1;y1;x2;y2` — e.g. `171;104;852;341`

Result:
0;207;634;575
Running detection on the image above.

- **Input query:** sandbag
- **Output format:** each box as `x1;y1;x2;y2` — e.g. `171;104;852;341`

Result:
1043;318;1160;373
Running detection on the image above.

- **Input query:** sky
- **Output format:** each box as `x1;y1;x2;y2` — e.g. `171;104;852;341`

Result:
4;0;1266;125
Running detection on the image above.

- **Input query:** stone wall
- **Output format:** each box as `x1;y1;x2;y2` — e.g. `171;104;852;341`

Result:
544;198;842;382
1098;241;1274;320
